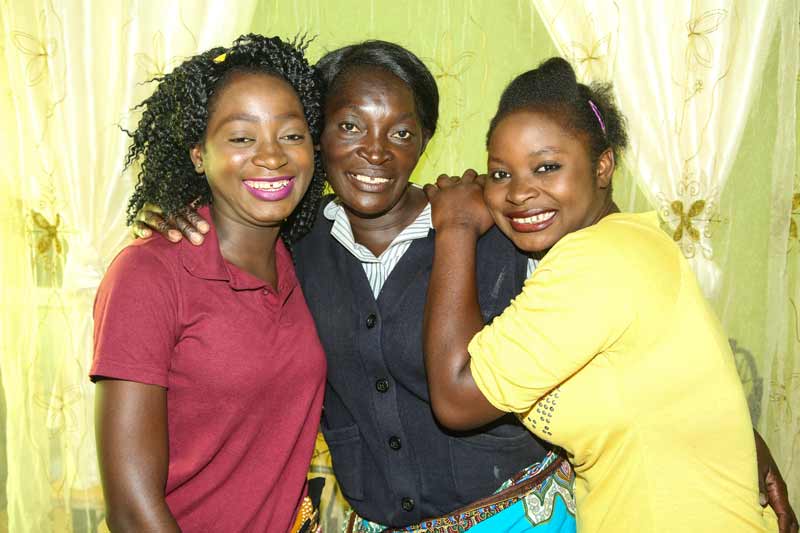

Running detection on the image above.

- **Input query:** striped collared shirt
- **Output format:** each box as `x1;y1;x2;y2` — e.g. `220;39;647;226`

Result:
323;198;433;297
526;257;539;278
324;197;541;297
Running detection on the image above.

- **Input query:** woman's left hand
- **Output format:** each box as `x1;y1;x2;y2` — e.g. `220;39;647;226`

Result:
755;430;798;533
423;168;494;236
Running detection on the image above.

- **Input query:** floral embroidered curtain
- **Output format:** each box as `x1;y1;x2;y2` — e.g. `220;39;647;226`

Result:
0;2;257;530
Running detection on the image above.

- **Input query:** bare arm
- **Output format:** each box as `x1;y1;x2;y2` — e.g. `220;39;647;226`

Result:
95;379;181;532
422;172;505;431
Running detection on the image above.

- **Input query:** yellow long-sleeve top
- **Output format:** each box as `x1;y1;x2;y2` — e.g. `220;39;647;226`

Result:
469;212;768;532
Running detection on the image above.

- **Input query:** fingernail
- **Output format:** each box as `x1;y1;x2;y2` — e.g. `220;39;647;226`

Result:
142;229;151;237
190;233;202;244
198;222;210;233
168;230;182;241
759;493;768;506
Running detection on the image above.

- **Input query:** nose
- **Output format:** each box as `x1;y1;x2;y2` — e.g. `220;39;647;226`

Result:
356;132;392;165
506;176;539;206
252;140;288;170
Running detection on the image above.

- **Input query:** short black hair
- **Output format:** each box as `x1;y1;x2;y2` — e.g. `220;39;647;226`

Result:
487;57;628;166
316;40;439;137
124;33;325;246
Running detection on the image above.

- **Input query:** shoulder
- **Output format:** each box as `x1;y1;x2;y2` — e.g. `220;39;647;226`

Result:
108;237;180;275
98;238;182;298
543;211;680;289
552;211;666;254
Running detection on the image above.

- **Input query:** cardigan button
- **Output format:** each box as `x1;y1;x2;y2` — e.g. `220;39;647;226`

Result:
388;436;402;450
365;314;377;328
401;497;415;511
375;378;390;393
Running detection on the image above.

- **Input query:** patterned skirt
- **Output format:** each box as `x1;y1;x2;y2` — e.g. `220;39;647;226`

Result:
345;450;576;533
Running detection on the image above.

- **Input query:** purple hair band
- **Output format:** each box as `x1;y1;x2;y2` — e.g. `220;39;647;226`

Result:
588;99;606;135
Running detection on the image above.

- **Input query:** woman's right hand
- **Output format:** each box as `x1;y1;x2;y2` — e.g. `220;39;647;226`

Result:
132;203;210;245
423;169;495;237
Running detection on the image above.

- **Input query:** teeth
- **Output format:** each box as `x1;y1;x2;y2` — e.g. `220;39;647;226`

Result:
351;173;390;184
245;180;289;190
512;211;555;224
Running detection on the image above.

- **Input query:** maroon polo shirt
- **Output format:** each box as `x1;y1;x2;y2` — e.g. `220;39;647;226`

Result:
91;206;326;532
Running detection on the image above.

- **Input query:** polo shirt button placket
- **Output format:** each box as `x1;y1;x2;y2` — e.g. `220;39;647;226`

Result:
261;288;278;311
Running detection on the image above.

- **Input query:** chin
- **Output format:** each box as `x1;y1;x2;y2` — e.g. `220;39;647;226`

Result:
248;205;295;226
344;196;395;218
508;233;553;255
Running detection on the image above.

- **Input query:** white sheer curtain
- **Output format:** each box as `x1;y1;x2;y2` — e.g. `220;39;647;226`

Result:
532;0;775;297
0;2;256;530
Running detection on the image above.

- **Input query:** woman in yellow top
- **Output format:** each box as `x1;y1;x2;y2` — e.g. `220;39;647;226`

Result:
422;57;780;532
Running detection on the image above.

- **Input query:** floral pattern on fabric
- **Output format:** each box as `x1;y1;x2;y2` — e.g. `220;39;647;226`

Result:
348;451;576;533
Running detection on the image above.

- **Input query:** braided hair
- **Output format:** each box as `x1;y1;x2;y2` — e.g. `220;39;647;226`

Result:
124;33;325;246
487;57;628;168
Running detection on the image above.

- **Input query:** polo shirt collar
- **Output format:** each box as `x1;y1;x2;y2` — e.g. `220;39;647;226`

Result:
179;205;297;296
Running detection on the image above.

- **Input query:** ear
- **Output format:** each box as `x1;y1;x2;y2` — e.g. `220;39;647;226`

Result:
189;144;205;175
595;148;615;189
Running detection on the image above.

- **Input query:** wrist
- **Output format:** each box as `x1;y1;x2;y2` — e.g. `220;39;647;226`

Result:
434;222;482;240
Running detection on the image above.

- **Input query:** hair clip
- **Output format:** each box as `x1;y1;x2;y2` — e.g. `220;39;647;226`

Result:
213;52;227;64
588;100;606;135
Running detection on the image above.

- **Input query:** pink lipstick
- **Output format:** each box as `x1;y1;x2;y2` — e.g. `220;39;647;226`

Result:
242;176;295;202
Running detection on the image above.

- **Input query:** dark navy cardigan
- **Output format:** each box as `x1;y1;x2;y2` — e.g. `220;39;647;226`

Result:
294;197;548;527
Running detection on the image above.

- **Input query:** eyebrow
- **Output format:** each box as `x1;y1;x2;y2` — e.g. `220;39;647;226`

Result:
529;146;563;156
338;107;416;121
216;111;305;127
489;146;563;163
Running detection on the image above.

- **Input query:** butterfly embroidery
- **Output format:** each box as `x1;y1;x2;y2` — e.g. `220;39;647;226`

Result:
670;199;705;242
31;209;63;255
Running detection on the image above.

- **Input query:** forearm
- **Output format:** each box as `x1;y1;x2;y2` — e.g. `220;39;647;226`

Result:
423;227;498;430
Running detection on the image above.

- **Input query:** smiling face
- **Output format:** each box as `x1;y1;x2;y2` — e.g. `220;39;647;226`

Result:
483;109;614;253
320;66;429;219
190;71;314;229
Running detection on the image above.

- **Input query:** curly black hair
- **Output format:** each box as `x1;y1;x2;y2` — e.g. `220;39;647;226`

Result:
124;33;325;246
316;40;439;137
487;57;628;167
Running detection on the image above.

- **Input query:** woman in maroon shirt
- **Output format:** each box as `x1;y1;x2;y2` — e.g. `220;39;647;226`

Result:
91;34;326;532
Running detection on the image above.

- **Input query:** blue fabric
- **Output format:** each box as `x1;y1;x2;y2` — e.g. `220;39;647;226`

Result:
468;496;575;533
